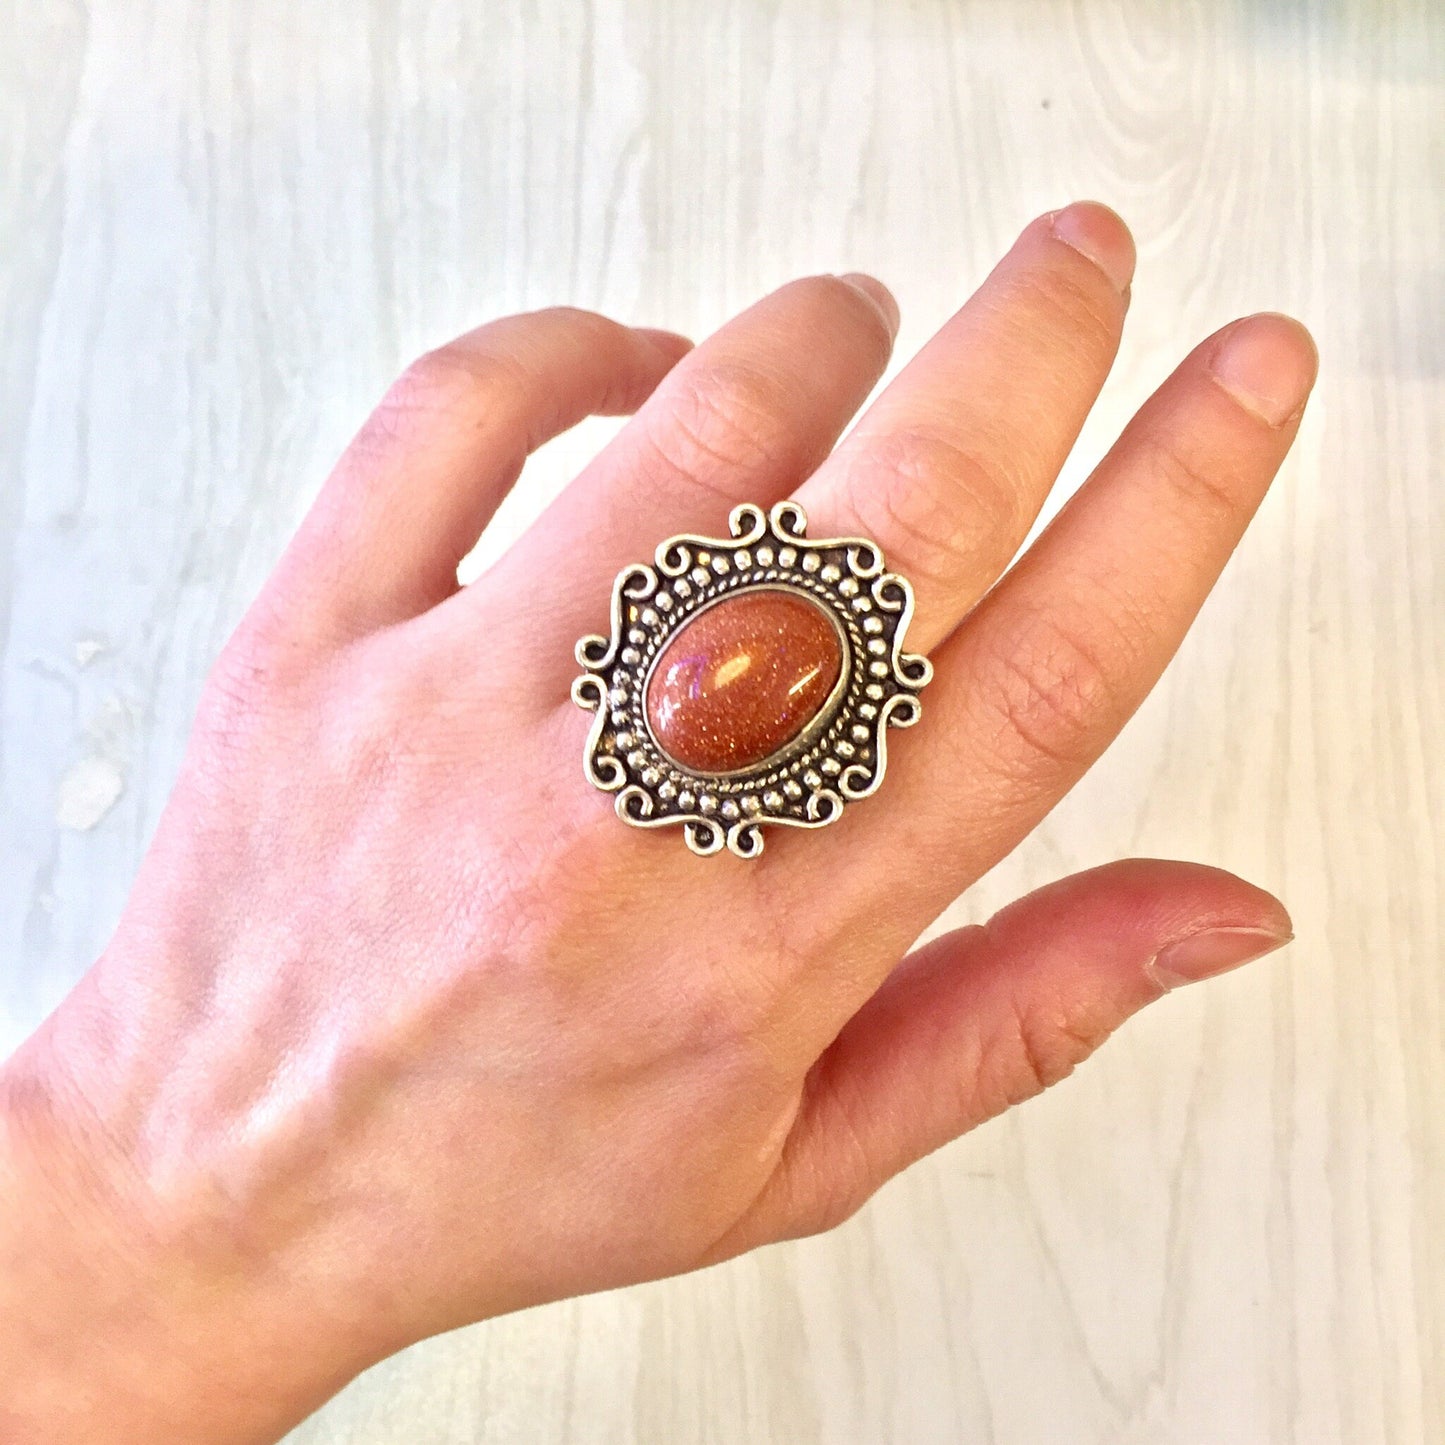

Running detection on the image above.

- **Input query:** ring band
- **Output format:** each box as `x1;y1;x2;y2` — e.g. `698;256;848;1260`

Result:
573;501;930;858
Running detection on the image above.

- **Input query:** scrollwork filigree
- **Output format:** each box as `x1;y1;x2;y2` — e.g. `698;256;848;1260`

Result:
573;503;929;857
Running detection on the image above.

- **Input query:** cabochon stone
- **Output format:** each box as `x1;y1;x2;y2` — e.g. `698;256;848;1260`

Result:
645;590;843;774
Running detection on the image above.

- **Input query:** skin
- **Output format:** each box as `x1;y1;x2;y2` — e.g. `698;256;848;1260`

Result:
0;202;1316;1444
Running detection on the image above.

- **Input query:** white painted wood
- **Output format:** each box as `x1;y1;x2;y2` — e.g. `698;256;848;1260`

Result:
2;1;1440;1440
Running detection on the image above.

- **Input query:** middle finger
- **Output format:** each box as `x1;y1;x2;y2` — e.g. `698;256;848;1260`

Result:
794;200;1135;653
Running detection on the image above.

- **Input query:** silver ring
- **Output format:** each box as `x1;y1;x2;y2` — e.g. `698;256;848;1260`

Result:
572;501;930;858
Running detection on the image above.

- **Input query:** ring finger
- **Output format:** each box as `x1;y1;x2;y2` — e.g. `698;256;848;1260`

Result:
485;271;902;664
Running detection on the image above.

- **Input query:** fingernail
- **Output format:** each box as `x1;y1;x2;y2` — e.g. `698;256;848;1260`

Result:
1146;927;1294;992
636;326;694;348
635;326;695;360
1049;201;1136;294
836;272;901;339
1208;312;1319;426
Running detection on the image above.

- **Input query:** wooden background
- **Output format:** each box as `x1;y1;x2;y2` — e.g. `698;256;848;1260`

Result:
2;1;1440;1440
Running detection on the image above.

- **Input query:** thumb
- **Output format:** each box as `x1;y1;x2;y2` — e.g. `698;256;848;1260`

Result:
717;858;1293;1254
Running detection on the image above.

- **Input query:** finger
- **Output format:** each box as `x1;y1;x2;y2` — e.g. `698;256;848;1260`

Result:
486;273;899;643
827;311;1318;929
713;860;1292;1251
266;309;694;642
793;201;1134;652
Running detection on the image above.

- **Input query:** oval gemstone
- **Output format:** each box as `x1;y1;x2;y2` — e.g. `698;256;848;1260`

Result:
645;590;844;774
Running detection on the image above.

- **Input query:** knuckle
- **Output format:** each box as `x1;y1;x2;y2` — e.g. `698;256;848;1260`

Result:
522;305;635;370
1137;422;1250;525
516;307;657;419
513;808;792;1052
369;345;529;445
312;650;418;798
386;350;476;417
191;633;289;772
528;303;612;337
641;360;780;497
798;1170;876;1238
196;631;411;799
195;632;321;770
673;922;806;1053
688;964;796;1076
1014;263;1120;355
988;988;1113;1105
789;1082;879;1238
975;610;1120;774
843;426;1023;590
793;274;896;358
574;307;639;356
204;614;293;711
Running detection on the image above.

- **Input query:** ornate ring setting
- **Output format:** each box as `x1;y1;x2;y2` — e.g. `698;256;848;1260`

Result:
572;501;930;858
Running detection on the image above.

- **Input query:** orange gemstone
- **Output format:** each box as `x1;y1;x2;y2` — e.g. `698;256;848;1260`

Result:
645;590;843;774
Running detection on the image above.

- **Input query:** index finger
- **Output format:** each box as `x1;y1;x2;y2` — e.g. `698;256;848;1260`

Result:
793;202;1135;653
836;311;1319;939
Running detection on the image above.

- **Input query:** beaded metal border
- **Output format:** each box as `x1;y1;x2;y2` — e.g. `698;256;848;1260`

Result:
572;501;930;858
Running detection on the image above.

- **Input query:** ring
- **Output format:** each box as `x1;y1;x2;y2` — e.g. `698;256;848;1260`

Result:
572;501;931;858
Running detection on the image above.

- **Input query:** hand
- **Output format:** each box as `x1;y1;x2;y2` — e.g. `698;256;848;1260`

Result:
0;202;1313;1444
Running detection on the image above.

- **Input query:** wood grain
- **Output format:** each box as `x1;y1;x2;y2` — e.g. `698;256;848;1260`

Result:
1;1;1440;1440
